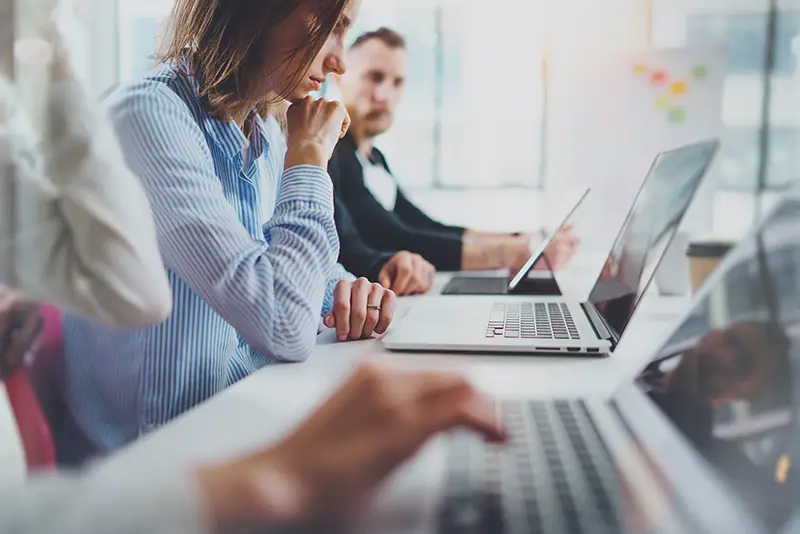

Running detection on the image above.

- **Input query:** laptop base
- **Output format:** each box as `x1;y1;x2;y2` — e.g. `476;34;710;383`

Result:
442;276;562;296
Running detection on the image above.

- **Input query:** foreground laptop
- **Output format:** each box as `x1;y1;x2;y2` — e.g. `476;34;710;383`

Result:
374;193;800;534
382;140;719;356
442;188;591;296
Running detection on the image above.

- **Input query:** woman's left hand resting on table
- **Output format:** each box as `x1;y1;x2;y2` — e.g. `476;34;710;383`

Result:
323;278;397;341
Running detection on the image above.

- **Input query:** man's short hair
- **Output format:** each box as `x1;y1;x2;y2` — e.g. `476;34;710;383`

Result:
349;27;406;51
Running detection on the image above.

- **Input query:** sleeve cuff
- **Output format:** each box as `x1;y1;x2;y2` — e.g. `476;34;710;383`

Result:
437;239;465;272
367;253;395;282
277;166;334;208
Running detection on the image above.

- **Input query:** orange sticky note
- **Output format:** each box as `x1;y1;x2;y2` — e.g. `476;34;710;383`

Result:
633;63;648;75
670;81;688;95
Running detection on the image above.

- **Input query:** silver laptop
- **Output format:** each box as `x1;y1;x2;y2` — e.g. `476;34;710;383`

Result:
442;188;591;296
374;193;800;534
382;140;720;356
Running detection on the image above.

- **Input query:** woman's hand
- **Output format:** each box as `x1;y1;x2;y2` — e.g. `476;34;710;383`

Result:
323;278;396;341
284;96;350;170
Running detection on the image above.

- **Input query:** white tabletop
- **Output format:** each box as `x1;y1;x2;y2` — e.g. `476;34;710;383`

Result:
104;251;693;475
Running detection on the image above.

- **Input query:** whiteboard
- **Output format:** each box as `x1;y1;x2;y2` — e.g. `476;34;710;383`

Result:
545;46;727;261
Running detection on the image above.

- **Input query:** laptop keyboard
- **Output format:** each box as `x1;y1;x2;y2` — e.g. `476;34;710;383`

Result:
439;400;623;534
486;302;580;340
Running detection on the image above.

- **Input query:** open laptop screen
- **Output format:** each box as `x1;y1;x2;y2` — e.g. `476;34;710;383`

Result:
639;198;800;531
587;140;719;339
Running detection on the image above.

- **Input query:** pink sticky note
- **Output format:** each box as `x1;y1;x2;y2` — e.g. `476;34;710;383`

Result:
650;70;668;86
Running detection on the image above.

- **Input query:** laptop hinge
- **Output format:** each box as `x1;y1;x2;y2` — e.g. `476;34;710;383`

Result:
581;302;618;351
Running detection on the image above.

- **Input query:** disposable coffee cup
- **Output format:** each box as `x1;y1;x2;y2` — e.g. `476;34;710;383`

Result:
687;240;734;294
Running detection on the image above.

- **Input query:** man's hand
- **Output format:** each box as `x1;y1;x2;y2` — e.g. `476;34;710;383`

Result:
198;362;507;531
539;223;581;271
323;278;396;341
378;251;435;296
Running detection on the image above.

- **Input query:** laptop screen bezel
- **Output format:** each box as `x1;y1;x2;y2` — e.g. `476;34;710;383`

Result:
586;139;721;343
507;188;591;292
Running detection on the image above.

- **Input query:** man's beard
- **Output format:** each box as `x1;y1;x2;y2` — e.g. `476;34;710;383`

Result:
346;105;392;140
361;114;391;139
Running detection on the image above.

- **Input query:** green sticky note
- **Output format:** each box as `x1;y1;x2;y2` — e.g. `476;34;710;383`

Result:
692;65;709;80
668;107;686;123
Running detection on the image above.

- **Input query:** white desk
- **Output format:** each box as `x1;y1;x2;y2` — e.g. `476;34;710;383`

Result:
104;253;693;482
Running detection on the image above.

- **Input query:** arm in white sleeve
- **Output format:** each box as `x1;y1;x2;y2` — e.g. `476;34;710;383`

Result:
0;75;171;326
0;466;209;534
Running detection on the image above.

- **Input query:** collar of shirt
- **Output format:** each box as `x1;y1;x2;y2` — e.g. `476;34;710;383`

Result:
204;113;270;168
355;147;398;211
176;53;270;167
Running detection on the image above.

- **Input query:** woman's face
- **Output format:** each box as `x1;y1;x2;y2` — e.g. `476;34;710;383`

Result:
267;0;360;103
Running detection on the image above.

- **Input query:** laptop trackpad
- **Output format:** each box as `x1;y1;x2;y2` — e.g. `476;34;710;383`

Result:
392;301;489;338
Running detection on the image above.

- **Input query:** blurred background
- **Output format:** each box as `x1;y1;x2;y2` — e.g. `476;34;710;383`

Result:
8;0;800;239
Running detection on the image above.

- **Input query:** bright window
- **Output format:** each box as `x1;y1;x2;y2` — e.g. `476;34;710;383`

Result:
118;0;172;82
652;0;800;191
114;0;800;194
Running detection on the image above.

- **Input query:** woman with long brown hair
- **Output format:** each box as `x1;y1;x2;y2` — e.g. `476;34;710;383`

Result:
58;0;403;462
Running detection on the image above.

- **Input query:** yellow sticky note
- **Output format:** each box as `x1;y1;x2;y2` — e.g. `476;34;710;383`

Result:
633;63;648;75
776;454;791;483
670;81;688;95
655;95;670;110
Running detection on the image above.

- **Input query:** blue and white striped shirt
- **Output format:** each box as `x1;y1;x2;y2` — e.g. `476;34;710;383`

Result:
61;60;353;453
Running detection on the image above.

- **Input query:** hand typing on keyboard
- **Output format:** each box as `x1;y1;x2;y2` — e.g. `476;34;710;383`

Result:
440;400;630;534
198;362;507;530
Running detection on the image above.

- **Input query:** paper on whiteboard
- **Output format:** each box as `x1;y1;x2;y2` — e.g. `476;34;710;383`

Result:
546;46;726;254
